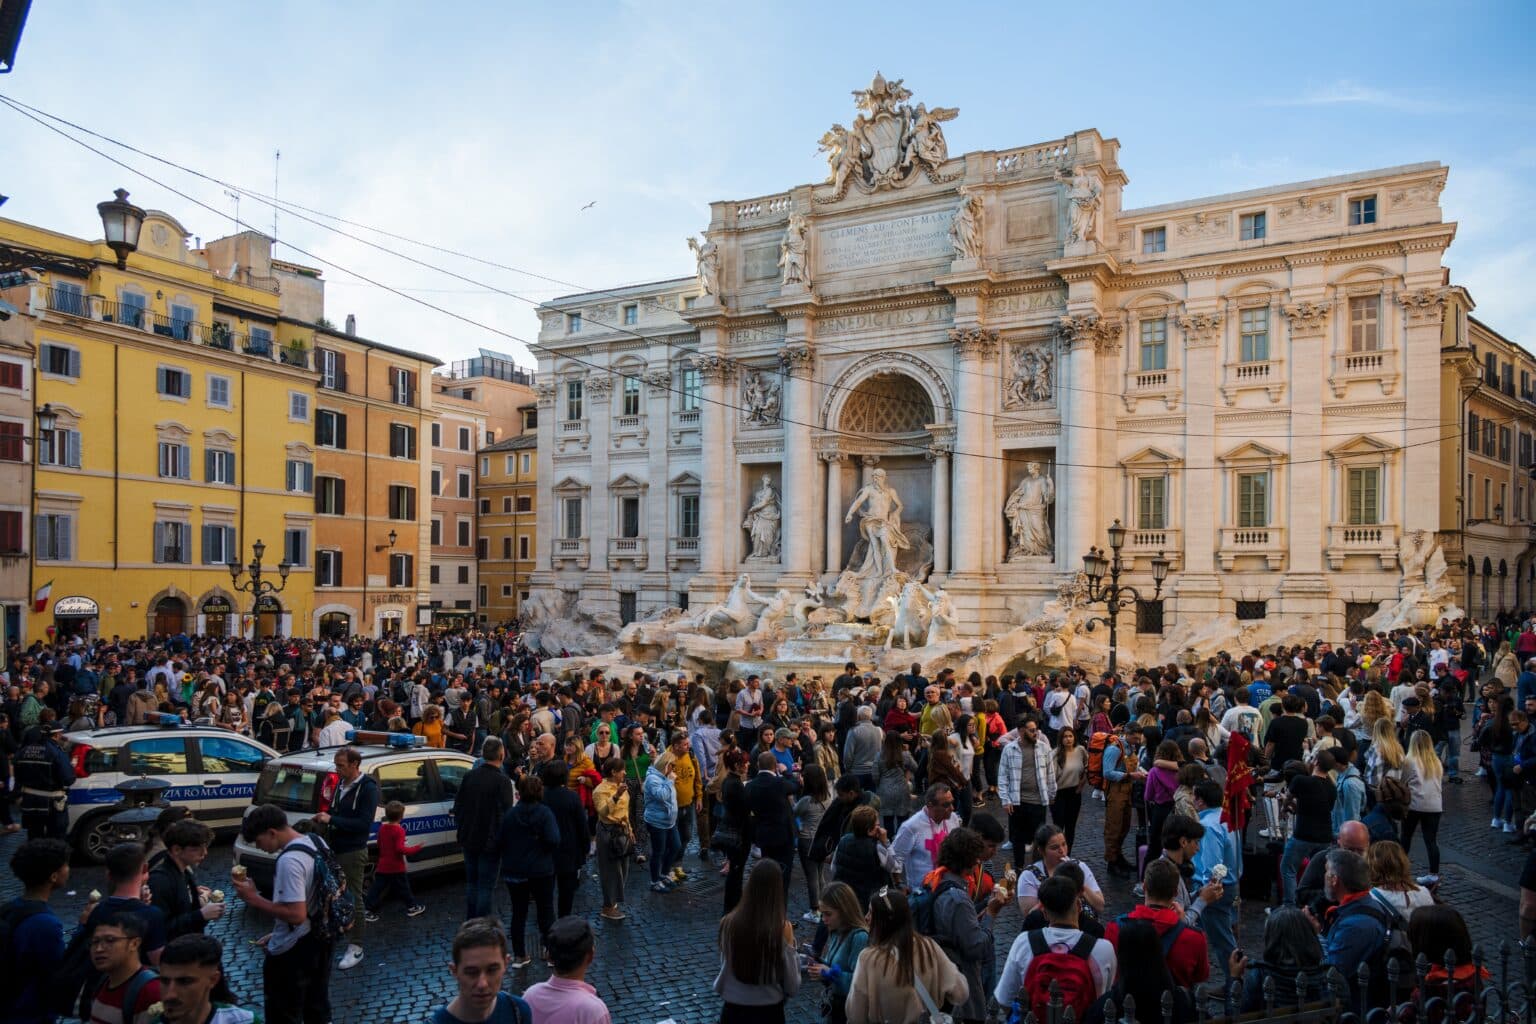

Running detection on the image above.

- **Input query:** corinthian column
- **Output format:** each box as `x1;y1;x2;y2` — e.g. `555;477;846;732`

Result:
823;451;846;574
779;341;818;584
694;354;735;577
949;327;998;576
1057;314;1117;572
928;440;952;577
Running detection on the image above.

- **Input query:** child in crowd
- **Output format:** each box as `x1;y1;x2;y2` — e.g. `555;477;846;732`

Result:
365;800;426;920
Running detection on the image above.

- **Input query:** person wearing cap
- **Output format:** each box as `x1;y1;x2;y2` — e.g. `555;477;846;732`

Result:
522;916;610;1024
769;727;800;776
14;720;75;839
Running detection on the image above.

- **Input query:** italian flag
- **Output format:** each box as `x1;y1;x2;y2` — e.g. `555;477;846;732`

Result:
32;580;52;613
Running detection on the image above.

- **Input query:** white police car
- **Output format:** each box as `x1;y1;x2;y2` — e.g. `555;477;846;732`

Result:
232;731;472;892
61;720;282;862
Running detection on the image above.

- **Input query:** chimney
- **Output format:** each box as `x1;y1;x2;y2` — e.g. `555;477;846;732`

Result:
345;314;356;336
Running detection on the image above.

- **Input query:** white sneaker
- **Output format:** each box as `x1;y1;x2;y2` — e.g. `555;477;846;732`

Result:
1494;818;1505;829
339;944;364;970
1506;822;1519;833
1001;840;1013;850
1416;873;1440;887
802;910;822;923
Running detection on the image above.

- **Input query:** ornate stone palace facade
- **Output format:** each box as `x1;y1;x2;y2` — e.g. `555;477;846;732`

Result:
532;74;1458;658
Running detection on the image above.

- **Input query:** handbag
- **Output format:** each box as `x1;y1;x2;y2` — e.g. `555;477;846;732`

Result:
602;822;632;859
711;821;743;854
912;968;954;1024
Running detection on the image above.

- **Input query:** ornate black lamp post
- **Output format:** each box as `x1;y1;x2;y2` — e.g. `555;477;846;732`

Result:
96;188;146;269
228;539;290;637
1081;519;1170;676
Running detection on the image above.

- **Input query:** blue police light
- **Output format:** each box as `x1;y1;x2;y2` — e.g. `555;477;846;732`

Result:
344;729;423;749
156;714;183;727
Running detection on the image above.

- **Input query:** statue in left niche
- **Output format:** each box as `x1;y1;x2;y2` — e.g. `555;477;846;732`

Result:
779;213;811;287
687;235;720;298
742;474;783;561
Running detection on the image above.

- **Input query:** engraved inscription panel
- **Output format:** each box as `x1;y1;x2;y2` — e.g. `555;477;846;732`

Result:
818;211;953;274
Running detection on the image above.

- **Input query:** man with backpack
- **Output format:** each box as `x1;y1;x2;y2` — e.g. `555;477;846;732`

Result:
233;803;340;1024
1318;847;1401;1008
1102;859;1209;989
994;875;1115;1024
312;746;377;970
2;837;71;1024
918;828;1007;1024
1100;722;1145;877
85;912;162;1024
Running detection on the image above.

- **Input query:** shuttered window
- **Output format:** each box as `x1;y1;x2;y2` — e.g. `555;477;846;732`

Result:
158;442;192;479
201;524;236;564
0;421;23;462
36;514;72;560
205;449;236;485
153;521;191;564
1347;468;1381;525
1137;477;1166;529
0;509;22;553
1237;472;1268;528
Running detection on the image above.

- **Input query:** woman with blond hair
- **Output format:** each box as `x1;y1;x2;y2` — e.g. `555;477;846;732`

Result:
413;703;447;748
1491;638;1520;690
1401;729;1445;884
1365;705;1403;789
1366;839;1435;914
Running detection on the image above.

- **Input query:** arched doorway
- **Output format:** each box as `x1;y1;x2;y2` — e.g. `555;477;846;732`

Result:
320;611;351;639
1483;557;1494;620
153;596;187;636
254;595;283;639
200;595;234;637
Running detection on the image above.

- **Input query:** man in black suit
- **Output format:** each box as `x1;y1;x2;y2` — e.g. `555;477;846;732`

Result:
745;751;800;893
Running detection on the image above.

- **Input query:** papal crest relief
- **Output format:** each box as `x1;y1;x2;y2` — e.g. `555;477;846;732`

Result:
815;73;960;203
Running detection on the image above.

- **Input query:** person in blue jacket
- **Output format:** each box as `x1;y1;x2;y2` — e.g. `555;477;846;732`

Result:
1319;848;1389;1007
0;838;71;1024
494;774;560;969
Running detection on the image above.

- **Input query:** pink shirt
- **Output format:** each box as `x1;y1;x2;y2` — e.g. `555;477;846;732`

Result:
523;976;611;1024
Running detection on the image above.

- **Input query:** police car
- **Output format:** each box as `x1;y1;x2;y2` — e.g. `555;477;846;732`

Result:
232;731;473;892
61;720;282;862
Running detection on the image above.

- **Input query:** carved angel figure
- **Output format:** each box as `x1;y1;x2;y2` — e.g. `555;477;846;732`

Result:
686;235;719;297
949;189;983;260
779;213;811;286
907;103;958;169
818;121;868;193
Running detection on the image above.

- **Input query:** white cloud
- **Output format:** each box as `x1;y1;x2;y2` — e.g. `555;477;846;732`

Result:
1265;79;1452;113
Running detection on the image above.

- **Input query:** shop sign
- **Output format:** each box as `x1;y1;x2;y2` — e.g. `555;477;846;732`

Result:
53;596;100;617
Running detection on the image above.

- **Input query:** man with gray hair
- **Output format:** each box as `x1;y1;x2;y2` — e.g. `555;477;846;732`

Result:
842;704;884;791
1320;847;1392;1005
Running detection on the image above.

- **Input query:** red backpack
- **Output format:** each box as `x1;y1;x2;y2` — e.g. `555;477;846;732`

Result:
1085;732;1121;790
1019;929;1099;1022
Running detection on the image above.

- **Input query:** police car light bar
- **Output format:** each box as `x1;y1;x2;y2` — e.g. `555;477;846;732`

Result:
344;730;424;749
155;714;184;727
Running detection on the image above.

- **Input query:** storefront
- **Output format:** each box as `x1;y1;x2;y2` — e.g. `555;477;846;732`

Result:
51;595;99;641
319;610;352;639
254;595;283;639
200;595;234;637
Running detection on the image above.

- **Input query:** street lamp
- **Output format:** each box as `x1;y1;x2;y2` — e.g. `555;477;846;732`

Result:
35;402;56;434
1080;519;1171;676
228;539;290;638
374;528;398;553
96;188;145;269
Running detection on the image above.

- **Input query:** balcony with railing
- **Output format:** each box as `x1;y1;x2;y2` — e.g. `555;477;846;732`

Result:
279;346;310;369
1122;366;1181;411
99;298;146;329
1218;525;1287;570
551;536;589;569
1123;526;1182;569
607;535;649;569
44;287;89;318
1328;346;1400;398
667;534;700;570
1325;522;1399;570
1220;359;1286;404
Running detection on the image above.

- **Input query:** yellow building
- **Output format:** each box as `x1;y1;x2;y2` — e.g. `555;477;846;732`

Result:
3;205;318;640
476;408;537;624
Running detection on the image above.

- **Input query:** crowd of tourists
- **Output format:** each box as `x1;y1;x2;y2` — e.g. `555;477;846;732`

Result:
0;613;1532;1023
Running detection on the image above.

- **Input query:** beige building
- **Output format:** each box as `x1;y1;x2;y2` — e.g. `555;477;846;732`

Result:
532;74;1461;658
477;428;538;624
0;272;38;642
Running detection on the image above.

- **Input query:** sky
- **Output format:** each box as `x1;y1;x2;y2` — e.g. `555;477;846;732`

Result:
2;1;1533;367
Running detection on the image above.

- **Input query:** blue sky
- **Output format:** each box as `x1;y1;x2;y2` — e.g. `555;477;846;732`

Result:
2;0;1533;365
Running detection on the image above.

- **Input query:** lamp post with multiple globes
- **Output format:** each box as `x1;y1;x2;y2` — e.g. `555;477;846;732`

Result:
228;539;290;639
1081;519;1170;676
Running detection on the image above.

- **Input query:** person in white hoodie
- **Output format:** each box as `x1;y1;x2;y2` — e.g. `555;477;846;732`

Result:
891;783;961;886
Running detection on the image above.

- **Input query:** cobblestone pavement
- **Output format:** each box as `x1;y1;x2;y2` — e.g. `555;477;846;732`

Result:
3;734;1527;1024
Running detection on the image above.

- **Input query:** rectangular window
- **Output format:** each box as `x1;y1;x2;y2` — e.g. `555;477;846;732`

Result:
1347;467;1381;525
201;524;236;565
158;442;192;480
457;427;470;451
1237;471;1269;528
156;367;192;399
1521;432;1532;468
477;537;489;559
562;497;582;539
388;485;417;521
35;513;73;560
1348;296;1381;352
317;349;346;391
1139;318;1168;371
680;368;701;411
430;468;441;497
430;518;442;546
501;536;512;559
38;427;81;468
1240;211;1266;241
503;496;513;513
247;326;273;354
39;343;80;378
521;453;531;474
207;375;230;408
516;495;531;513
622;376;641;416
565;380;584;421
1349;195;1377;226
283;527;308;567
619;592;637;626
479;497;490;515
680;494;700;538
204;449;236;485
568;312;582;333
1485;353;1498;386
315;410;347;448
457;520;470;546
389;552;414;588
1485;422;1497;454
0;421;23;462
152;521;191;564
430;565;441;584
623;304;638;325
1136;477;1167;529
480;457;489;477
1468;412;1480;454
285;459;313;494
169;304;195;341
0;361;21;389
1239;307;1269;363
457;470;471;498
388;423;417;460
288;392;310;422
1141;226;1167;254
0;509;22;554
390;367;416;406
1136;599;1165;634
502;585;513;598
1501;426;1513;463
1235;600;1268;621
315;476;346;515
519;535;530;559
620;496;640;538
1502;483;1508;520
317;550;343;587
457;565;470;584
480;586;489;605
431;422;442;448
118;291;147;328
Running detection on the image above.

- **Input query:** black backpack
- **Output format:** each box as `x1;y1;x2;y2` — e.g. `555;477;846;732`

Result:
52;906;103;1017
0;900;49;1012
288;835;354;943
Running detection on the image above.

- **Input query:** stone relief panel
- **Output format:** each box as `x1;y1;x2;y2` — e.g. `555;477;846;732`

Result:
1003;339;1055;410
740;369;782;427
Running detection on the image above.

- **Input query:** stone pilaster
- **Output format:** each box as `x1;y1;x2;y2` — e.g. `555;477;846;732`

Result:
778;336;818;585
948;326;998;577
693;353;735;580
822;451;847;574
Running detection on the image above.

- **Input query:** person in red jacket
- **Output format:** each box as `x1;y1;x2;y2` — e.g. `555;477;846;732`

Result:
364;800;425;920
1103;858;1210;989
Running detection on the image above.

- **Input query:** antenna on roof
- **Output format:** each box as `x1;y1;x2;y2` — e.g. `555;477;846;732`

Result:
273;149;280;249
